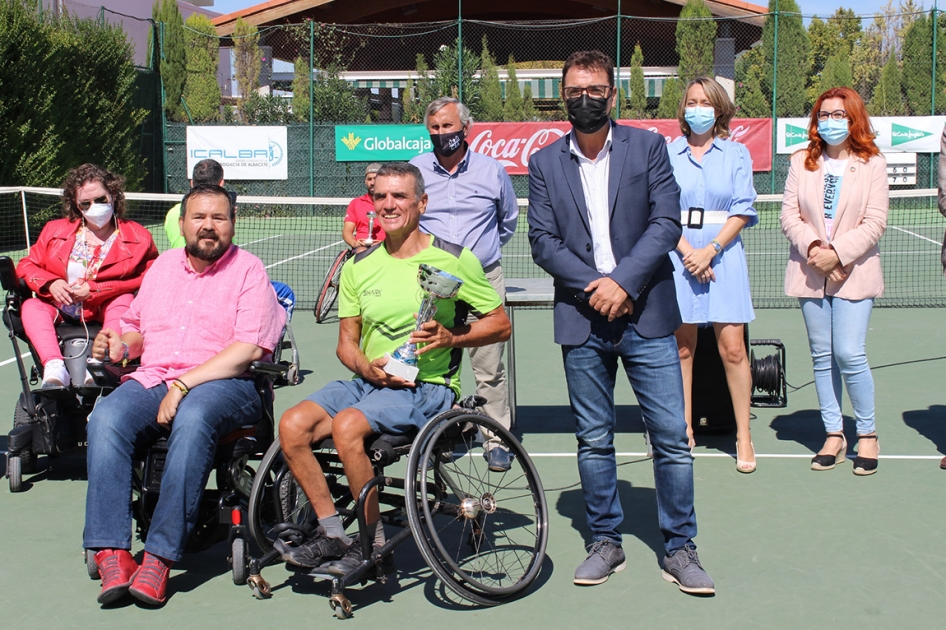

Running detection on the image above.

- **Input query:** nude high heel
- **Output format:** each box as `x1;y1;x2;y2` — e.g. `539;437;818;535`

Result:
736;440;756;474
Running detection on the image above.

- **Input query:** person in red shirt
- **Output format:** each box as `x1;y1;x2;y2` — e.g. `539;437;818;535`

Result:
343;163;385;249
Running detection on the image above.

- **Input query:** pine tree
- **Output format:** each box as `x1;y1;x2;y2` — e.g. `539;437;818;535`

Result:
291;57;310;122
657;77;682;119
233;17;261;120
503;55;524;121
629;44;647;119
675;0;717;84
868;52;905;115
901;12;932;115
817;49;853;94
735;44;770;118
762;0;809;117
478;36;503;122
522;82;537;121
152;0;185;120
181;14;219;122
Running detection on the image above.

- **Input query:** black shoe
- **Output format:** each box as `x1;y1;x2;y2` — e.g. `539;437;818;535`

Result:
483;447;515;472
274;526;351;568
318;536;396;577
852;434;879;476
810;432;847;471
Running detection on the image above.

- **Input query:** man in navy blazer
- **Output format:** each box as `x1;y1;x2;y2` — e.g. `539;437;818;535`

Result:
528;50;714;594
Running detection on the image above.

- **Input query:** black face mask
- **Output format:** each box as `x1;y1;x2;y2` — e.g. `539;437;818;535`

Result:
566;94;611;135
430;129;465;157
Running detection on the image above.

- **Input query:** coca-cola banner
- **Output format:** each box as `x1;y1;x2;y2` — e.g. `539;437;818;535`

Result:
468;118;773;173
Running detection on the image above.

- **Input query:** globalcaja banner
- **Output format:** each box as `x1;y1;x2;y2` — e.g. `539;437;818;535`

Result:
777;116;946;153
336;119;774;173
335;125;432;161
186;126;288;180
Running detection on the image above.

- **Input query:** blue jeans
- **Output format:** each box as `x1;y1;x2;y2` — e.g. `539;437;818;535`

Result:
562;316;697;555
84;378;260;561
800;297;876;435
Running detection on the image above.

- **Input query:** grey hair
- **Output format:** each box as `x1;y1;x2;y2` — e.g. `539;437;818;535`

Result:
376;162;426;200
423;96;473;128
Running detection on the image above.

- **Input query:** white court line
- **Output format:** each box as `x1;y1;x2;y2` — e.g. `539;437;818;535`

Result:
890;225;942;246
0;353;29;368
265;240;345;269
239;234;284;247
526;451;941;460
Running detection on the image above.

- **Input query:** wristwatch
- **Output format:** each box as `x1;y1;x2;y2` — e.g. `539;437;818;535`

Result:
710;239;722;254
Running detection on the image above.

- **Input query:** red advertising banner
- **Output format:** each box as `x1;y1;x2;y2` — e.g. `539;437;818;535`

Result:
468;118;773;174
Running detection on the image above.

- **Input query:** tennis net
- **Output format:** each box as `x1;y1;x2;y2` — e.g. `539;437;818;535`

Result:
1;187;943;310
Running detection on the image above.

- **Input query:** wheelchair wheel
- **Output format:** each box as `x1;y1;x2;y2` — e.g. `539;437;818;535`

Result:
405;410;548;606
314;249;351;323
231;536;248;585
247;438;314;552
85;549;100;580
8;454;23;493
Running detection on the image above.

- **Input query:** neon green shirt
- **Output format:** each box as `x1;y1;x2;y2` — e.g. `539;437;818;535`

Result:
164;203;184;250
338;234;502;397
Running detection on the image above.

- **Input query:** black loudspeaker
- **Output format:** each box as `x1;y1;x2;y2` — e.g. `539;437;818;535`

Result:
691;326;740;434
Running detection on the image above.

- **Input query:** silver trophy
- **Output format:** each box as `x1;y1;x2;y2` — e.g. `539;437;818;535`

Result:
384;264;464;381
364;211;377;246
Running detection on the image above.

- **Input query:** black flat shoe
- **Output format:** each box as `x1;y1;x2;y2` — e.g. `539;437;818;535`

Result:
811;432;847;471
853;434;879;476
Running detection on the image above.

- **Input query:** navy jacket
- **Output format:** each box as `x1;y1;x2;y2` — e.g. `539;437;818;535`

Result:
527;122;683;345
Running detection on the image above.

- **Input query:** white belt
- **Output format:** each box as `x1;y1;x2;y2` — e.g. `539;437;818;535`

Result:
681;210;730;226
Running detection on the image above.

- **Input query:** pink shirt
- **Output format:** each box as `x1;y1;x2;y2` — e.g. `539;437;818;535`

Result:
120;246;286;389
344;194;386;242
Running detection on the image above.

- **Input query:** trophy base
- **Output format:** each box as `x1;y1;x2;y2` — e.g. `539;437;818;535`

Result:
383;353;419;381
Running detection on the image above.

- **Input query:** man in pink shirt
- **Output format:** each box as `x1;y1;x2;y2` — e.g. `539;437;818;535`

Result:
83;184;286;606
342;163;385;249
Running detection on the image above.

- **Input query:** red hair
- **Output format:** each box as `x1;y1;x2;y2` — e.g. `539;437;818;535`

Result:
804;87;879;171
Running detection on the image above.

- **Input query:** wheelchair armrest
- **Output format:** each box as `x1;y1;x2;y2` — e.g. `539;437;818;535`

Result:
249;360;289;376
87;360;135;387
0;256;30;298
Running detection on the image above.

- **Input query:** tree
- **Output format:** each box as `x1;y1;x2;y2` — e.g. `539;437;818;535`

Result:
901;12;932;115
401;54;433;123
735;44;770;118
628;43;647;119
522;82;537;121
233;17;261;119
762;0;809;116
817;49;853;94
431;40;480;109
503;55;524;121
657;77;682;119
152;0;185;120
675;0;717;84
181;14;219;122
312;65;367;123
851;17;884;103
478;36;503;122
868;52;905;115
291;56;310;122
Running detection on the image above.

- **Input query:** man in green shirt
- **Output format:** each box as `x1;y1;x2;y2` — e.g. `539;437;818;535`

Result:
163;159;226;249
276;162;511;572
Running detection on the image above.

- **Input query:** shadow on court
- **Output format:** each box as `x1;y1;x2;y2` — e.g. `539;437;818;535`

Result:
769;410;863;454
514;405;646;437
902;405;946;455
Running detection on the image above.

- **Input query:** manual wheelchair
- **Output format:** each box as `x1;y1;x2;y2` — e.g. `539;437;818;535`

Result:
244;396;549;618
314;248;353;323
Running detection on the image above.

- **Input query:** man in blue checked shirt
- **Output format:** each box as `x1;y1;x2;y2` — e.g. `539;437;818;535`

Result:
410;96;519;472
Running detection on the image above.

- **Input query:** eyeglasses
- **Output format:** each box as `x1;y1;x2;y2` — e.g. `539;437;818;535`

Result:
816;110;848;122
76;195;108;211
563;85;612;100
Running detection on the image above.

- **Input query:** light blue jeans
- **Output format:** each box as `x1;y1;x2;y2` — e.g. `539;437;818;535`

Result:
799;297;876;435
562;316;697;554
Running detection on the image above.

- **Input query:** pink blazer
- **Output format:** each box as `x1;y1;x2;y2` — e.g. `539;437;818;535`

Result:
779;150;888;300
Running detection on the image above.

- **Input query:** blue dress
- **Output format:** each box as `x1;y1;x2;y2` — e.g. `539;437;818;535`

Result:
667;136;757;324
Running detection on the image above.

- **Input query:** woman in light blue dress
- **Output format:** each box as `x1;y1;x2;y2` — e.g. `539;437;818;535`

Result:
668;77;758;472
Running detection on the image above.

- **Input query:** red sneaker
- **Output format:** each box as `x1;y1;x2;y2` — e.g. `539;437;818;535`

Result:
94;549;138;605
128;552;173;605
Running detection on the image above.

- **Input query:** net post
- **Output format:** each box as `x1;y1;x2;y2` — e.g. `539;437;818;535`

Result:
309;19;314;199
20;189;31;252
615;5;621;120
457;1;463;104
769;3;779;194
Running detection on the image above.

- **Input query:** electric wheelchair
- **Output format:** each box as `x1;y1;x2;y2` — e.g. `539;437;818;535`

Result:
244;396;549;618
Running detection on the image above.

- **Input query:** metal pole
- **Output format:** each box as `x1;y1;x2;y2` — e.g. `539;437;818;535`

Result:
457;0;463;103
21;190;32;251
615;3;621;119
309;20;314;198
770;2;779;194
933;2;938;189
160;21;168;193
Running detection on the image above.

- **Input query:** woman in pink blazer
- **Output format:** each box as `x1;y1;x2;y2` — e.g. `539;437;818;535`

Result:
780;87;888;476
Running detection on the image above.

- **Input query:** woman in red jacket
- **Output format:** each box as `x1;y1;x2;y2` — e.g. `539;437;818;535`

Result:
16;164;158;387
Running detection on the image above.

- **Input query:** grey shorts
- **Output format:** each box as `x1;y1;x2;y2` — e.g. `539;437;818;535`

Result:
305;378;456;435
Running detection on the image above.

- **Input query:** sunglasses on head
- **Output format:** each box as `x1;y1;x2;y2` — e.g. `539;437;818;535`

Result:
77;195;109;211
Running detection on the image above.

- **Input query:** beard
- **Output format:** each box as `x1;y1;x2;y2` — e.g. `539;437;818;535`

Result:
185;230;229;262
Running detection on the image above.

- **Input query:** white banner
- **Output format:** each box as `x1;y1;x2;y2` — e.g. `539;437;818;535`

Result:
186;126;288;180
777;116;946;154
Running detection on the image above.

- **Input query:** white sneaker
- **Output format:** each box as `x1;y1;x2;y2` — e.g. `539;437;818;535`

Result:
82;369;95;386
41;359;70;388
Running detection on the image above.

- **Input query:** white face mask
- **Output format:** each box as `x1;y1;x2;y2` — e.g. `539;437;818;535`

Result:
82;202;114;229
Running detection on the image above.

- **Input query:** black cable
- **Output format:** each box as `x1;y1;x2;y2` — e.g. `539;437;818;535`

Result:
541;456;651;493
785;355;946;392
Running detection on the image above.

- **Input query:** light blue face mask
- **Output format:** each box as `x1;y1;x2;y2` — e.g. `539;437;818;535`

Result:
817;119;850;146
684;106;716;135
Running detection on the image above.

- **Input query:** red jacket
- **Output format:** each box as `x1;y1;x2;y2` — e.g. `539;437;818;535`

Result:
16;217;159;319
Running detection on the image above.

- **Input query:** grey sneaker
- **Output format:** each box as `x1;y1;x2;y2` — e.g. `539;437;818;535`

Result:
573;540;627;585
661;545;715;595
274;526;351;568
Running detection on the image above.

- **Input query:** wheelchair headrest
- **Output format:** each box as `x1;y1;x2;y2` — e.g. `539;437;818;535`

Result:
271;281;295;321
0;256;20;292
